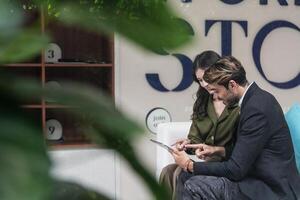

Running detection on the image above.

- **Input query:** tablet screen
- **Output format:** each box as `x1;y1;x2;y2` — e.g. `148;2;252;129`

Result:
150;139;174;153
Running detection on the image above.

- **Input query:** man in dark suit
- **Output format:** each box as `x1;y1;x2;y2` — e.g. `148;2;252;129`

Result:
172;56;300;200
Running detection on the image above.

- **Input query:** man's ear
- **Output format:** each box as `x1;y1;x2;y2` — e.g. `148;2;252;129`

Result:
228;80;237;90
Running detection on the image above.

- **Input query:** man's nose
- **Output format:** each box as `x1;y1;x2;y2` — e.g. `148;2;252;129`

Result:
202;80;208;88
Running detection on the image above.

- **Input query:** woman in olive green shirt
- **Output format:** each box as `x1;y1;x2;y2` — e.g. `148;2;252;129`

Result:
159;51;240;200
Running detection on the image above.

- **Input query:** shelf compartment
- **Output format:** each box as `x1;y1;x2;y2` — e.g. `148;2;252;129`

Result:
45;109;91;145
2;66;41;78
45;67;113;96
15;7;42;63
7;8;114;147
2;67;42;104
21;107;43;132
46;22;113;64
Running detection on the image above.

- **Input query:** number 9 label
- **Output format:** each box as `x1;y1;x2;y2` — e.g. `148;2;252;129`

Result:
46;119;63;140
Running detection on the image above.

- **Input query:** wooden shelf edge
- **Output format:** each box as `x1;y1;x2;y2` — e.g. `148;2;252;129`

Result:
45;63;113;68
47;143;99;150
1;63;113;68
2;63;42;67
44;104;74;109
21;104;76;109
21;105;43;108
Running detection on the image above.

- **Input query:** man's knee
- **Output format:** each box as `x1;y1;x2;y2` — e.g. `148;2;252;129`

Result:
182;176;224;199
183;176;205;193
178;171;193;182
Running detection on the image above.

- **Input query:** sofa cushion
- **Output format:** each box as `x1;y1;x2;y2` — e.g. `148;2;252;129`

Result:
285;103;300;172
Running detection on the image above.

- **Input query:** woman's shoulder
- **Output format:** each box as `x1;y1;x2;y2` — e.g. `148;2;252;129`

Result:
226;103;240;111
224;104;240;119
192;114;212;123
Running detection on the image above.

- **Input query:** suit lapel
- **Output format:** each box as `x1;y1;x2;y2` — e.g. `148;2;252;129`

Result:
237;82;259;136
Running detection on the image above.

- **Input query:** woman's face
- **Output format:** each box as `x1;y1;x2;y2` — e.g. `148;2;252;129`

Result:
195;68;212;93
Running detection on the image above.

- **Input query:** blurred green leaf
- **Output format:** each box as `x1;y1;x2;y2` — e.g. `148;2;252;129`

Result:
38;0;193;52
54;181;112;200
0;0;22;34
8;77;170;199
0;0;189;199
0;82;52;200
12;80;142;140
0;3;52;199
0;1;48;64
0;28;49;64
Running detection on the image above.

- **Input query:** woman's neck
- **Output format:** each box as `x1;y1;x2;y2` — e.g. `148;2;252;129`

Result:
212;95;226;118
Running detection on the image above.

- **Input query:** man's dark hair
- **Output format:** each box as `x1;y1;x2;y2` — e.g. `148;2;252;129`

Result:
203;56;248;89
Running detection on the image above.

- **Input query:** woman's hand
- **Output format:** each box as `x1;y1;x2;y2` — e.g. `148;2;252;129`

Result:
172;138;191;151
185;143;225;160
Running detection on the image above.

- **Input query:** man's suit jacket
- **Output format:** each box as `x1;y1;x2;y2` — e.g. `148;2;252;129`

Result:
193;83;300;199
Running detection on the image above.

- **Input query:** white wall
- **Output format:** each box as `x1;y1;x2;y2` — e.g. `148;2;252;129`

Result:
49;148;118;199
115;1;300;199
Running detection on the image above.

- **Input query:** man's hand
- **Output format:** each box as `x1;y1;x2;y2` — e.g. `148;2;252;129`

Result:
172;138;191;151
171;148;190;168
185;143;225;160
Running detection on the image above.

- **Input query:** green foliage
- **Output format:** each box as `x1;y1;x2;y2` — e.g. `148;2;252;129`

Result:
54;181;112;200
0;1;48;64
10;78;170;199
0;74;52;200
0;28;48;63
33;0;192;52
0;0;191;199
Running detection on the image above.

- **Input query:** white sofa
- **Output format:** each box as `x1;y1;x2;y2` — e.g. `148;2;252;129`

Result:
156;122;192;178
155;107;300;179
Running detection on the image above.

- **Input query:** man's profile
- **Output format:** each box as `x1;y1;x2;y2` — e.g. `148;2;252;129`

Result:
171;56;300;200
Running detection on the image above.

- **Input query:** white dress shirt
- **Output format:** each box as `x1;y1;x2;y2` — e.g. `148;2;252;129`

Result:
238;82;254;107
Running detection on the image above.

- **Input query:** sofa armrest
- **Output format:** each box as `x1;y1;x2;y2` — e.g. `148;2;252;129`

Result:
156;122;192;179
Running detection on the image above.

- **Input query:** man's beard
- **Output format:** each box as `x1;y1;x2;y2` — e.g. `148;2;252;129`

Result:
224;93;240;107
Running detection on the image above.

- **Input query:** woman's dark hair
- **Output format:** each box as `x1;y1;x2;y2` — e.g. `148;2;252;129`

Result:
192;50;220;119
